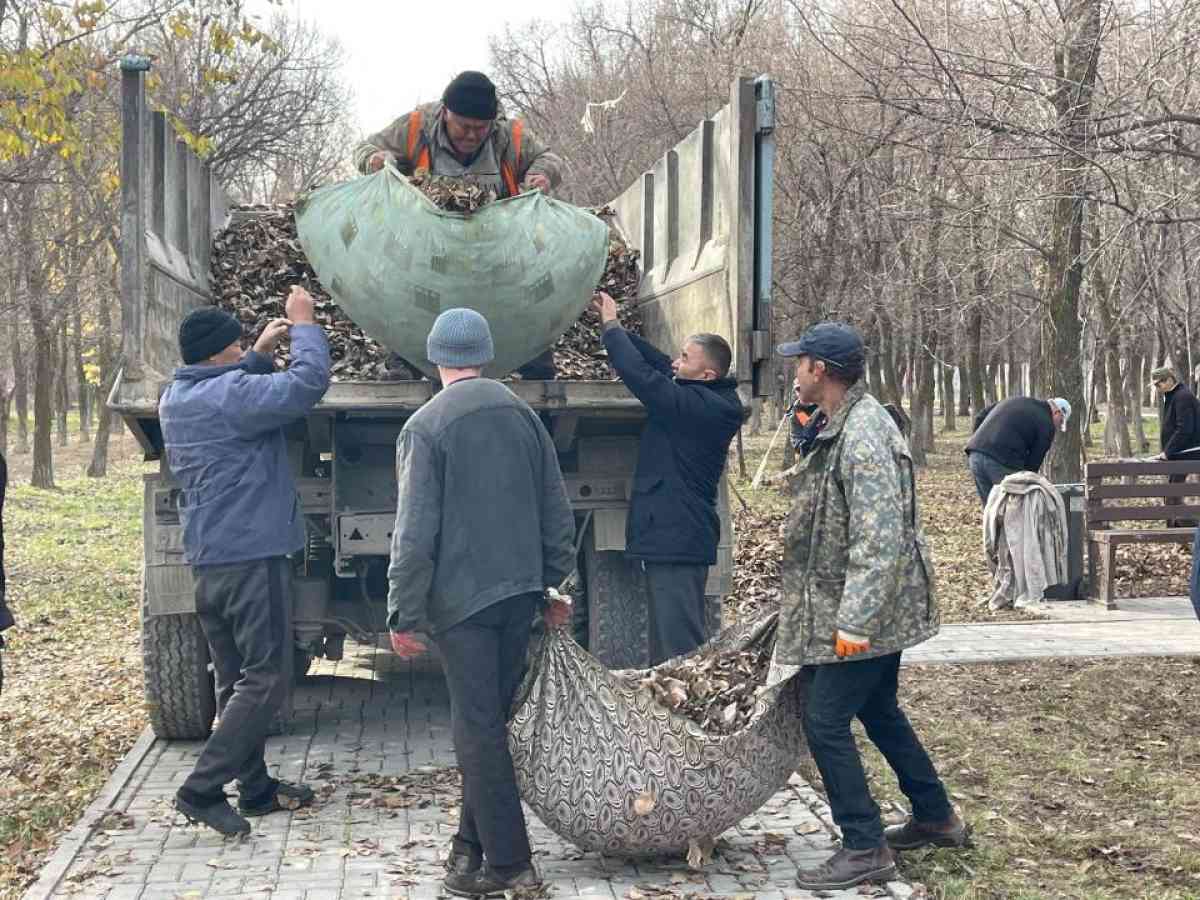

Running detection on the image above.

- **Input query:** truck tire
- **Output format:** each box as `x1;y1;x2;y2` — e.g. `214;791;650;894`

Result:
142;612;217;740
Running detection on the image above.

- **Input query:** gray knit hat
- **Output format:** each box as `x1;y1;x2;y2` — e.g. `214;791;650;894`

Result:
426;308;494;368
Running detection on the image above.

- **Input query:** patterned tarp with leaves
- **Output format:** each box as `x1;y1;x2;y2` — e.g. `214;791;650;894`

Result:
507;612;807;856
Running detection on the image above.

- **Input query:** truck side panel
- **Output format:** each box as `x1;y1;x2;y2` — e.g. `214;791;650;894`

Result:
608;77;763;395
116;61;229;452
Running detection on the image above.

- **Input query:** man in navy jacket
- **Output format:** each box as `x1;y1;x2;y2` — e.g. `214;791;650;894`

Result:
159;287;330;836
594;292;743;663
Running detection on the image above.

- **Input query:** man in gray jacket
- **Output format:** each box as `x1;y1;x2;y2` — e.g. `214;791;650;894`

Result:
387;308;575;898
159;287;330;836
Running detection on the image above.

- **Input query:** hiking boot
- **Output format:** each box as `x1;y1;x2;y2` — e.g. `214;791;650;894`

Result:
885;811;971;850
237;780;315;817
795;846;896;891
174;793;251;837
444;861;541;898
444;837;483;876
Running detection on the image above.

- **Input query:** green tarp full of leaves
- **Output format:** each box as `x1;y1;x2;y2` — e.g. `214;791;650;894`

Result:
294;169;609;378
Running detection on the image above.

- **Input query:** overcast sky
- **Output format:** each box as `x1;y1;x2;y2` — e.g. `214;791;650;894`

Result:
268;0;573;136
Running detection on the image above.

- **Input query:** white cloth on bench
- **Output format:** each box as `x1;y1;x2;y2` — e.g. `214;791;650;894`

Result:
983;471;1068;609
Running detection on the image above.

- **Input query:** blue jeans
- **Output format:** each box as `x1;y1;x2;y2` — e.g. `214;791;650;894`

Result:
801;653;953;849
967;451;1016;506
1190;529;1200;622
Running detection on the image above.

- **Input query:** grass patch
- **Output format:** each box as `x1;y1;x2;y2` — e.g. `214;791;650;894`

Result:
0;411;1194;899
859;658;1200;899
0;455;150;898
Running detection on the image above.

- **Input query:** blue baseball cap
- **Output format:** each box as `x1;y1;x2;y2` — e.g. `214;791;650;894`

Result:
776;322;865;372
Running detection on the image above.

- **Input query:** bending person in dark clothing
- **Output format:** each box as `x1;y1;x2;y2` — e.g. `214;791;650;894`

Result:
964;396;1071;504
594;291;744;664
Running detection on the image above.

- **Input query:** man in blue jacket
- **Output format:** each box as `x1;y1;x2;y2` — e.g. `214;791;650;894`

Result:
159;286;331;836
594;292;744;664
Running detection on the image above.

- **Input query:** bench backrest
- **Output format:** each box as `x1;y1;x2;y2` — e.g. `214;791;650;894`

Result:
1085;460;1200;527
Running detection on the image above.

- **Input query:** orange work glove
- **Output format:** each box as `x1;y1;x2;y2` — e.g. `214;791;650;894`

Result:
390;631;427;659
834;629;871;658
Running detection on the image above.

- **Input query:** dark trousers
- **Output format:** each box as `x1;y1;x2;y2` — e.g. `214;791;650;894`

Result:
801;652;952;850
179;556;293;805
436;594;539;869
640;561;709;665
967;451;1016;506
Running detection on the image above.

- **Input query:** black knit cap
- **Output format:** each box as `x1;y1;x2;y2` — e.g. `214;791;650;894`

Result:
442;71;498;121
179;307;243;364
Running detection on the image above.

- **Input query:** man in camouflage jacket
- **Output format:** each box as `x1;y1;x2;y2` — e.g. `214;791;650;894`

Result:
776;323;969;892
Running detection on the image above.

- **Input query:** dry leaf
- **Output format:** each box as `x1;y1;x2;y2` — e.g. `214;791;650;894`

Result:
632;791;656;816
686;836;715;869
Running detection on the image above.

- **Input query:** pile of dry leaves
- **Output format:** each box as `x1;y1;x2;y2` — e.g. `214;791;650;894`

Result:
724;508;785;623
210;190;642;381
210;206;401;381
639;639;773;735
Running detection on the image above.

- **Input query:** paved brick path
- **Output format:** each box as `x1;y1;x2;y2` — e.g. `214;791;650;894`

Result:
906;596;1200;664
25;596;1197;900
23;649;912;900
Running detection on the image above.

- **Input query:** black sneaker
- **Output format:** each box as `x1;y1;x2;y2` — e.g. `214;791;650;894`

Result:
237;780;315;817
174;794;251;837
444;862;541;898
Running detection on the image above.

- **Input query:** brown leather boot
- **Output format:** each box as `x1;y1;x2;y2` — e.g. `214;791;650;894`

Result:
795;846;896;891
884;811;971;850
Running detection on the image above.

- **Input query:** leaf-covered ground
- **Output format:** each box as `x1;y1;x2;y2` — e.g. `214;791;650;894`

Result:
0;437;151;899
1;423;1196;899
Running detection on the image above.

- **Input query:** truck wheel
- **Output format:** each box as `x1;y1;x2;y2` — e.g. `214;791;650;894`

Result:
142;612;217;740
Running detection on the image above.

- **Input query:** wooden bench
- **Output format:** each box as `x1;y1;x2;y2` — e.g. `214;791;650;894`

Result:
1085;460;1200;609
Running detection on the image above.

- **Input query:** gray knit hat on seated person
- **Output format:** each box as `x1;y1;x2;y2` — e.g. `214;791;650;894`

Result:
426;308;495;368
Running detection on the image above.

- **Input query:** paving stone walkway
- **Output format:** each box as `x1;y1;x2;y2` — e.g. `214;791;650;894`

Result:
23;650;912;900
25;596;1197;900
906;595;1200;664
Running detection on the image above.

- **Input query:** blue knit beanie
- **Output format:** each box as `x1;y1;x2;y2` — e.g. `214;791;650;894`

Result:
427;308;494;368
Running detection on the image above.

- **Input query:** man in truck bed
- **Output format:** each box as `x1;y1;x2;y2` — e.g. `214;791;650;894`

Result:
159;287;331;836
593;291;743;663
354;70;563;379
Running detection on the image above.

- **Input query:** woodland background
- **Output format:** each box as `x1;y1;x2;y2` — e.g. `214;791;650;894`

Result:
5;0;1200;484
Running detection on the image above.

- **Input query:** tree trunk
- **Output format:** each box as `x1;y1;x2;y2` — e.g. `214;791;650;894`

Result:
29;305;56;489
1044;0;1102;482
941;355;957;432
74;301;90;442
88;272;118;478
56;318;70;448
0;384;9;457
1093;236;1130;459
1129;350;1149;453
9;322;29;454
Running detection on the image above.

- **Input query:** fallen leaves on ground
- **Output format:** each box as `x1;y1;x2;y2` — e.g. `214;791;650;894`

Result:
861;656;1200;899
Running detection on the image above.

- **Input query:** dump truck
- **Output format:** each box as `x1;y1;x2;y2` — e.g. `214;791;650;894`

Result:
111;57;776;740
